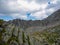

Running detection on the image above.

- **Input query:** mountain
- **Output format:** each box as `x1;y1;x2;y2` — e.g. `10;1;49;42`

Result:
0;9;60;45
46;9;60;21
45;9;60;24
5;9;60;29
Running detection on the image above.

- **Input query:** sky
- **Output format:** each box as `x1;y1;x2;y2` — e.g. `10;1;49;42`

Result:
0;0;60;21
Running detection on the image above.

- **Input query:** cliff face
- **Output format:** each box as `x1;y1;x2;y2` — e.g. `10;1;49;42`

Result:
0;9;60;45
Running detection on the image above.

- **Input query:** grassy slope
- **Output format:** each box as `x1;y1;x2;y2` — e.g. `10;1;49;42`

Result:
31;25;60;45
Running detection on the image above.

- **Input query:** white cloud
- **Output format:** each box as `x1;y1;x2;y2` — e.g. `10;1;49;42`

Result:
51;0;58;4
46;8;55;15
17;0;41;11
9;13;27;20
31;10;48;20
0;0;60;20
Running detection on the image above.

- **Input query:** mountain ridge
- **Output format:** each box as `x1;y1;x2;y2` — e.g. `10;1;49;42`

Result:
5;9;60;29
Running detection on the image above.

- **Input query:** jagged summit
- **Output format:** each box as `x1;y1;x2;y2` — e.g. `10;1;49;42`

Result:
8;9;60;28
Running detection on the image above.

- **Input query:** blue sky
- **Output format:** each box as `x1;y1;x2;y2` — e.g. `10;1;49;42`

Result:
0;0;60;21
0;15;13;21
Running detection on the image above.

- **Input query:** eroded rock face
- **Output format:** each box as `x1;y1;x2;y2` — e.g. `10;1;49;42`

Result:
9;40;18;45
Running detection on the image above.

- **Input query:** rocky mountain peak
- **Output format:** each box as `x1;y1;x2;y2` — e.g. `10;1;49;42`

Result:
46;9;60;21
